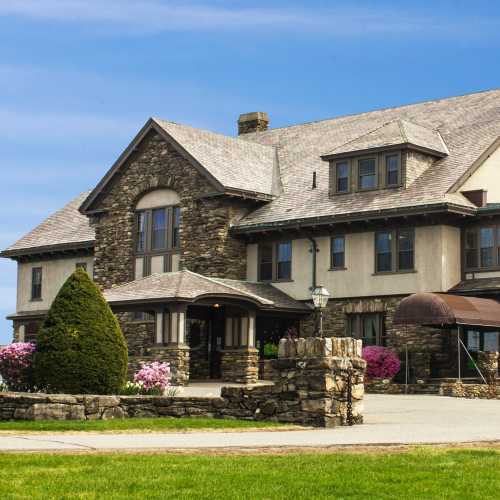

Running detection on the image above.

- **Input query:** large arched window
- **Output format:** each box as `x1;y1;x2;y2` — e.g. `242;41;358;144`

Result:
134;189;181;278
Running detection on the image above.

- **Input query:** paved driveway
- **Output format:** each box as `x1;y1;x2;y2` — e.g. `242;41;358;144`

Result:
0;394;499;451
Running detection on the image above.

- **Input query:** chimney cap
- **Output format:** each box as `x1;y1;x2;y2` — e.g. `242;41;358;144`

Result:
237;111;269;135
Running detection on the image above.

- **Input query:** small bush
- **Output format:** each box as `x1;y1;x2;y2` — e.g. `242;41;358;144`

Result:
34;268;128;394
133;362;172;395
0;342;36;392
362;346;401;380
263;342;279;359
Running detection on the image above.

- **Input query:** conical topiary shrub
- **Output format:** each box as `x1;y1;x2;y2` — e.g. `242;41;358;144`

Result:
34;268;128;394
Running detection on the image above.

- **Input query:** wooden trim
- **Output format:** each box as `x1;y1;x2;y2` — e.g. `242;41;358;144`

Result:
330;234;346;269
30;267;43;301
374;227;415;273
357;156;379;191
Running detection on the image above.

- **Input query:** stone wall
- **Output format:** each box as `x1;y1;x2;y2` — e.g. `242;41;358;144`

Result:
220;348;259;384
0;336;365;427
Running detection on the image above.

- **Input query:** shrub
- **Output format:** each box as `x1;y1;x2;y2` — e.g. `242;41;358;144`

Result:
362;346;401;380
263;342;279;359
133;361;172;395
34;268;128;394
0;342;36;391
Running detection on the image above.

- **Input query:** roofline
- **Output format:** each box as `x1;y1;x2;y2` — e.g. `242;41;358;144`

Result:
320;142;448;161
6;310;49;320
448;135;500;194
0;240;95;260
231;202;477;235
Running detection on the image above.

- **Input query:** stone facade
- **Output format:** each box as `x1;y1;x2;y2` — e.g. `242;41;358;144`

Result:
300;296;446;380
0;336;365;427
477;351;499;385
220;348;259;384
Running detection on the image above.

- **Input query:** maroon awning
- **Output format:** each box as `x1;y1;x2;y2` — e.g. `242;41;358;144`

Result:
393;292;500;328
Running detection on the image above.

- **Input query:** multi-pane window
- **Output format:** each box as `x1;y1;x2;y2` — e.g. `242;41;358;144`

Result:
136;212;146;252
152;208;167;250
375;229;415;273
172;207;181;249
466;330;499;353
336;162;349;193
464;226;500;270
330;236;345;269
347;313;386;346
385;154;400;186
31;267;42;300
258;241;292;281
358;158;377;190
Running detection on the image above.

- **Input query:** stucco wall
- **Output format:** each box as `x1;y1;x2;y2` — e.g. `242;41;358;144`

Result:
247;225;461;300
16;256;94;312
460;144;500;202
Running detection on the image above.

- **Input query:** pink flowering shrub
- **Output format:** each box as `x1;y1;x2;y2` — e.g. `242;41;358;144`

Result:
0;342;36;392
133;361;172;395
362;346;401;380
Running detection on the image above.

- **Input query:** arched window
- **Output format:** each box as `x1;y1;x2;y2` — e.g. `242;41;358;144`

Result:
134;189;181;278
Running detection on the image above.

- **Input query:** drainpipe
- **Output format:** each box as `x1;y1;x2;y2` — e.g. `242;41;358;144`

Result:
307;237;318;291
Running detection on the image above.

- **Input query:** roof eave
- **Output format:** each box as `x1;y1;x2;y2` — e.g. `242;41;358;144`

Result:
0;240;95;260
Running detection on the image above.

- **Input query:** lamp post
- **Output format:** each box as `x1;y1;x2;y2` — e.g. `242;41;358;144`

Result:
311;285;330;337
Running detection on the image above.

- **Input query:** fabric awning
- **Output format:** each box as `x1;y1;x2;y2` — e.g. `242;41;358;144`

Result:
393;292;500;328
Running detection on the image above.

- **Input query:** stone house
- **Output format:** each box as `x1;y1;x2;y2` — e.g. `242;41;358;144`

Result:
3;89;500;384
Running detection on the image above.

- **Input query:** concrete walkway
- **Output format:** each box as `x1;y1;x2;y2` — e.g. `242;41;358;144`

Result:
1;394;499;451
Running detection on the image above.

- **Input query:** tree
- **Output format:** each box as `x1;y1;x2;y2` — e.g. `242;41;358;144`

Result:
34;268;128;394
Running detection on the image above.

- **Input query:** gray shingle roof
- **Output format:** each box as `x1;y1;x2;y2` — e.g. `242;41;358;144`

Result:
450;277;500;295
104;270;309;312
1;192;95;258
236;89;500;229
153;119;277;197
323;119;449;158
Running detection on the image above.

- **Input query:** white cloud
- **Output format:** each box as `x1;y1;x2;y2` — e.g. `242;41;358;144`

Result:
0;1;496;38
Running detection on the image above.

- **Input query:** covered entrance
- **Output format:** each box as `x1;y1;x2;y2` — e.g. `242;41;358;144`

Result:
394;292;500;382
104;270;310;385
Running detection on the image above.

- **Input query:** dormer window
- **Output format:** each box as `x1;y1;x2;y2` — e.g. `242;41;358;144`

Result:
358;158;377;190
336;161;350;193
385;154;400;186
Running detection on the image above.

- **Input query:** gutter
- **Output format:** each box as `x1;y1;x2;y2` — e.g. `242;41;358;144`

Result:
307;237;318;292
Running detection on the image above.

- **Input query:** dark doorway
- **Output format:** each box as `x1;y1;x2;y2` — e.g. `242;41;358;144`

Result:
256;316;299;359
208;306;224;379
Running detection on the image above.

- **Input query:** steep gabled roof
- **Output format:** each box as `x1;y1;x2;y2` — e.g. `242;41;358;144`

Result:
80;118;277;214
235;89;500;231
103;270;310;312
322;119;449;158
1;192;95;258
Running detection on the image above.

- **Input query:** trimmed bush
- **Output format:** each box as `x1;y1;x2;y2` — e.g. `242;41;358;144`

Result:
362;346;401;380
0;342;36;392
34;268;128;394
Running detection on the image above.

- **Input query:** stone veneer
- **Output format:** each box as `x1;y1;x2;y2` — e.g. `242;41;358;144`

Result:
0;337;365;427
300;296;448;379
220;348;259;384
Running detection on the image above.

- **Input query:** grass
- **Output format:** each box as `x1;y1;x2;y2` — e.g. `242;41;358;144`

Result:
0;417;288;433
0;448;499;499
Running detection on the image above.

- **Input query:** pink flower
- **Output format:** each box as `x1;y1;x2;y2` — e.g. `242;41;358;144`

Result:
133;361;171;394
0;342;36;391
362;346;401;380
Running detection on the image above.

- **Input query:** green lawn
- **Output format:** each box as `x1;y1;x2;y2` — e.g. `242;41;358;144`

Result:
0;417;287;433
0;448;499;499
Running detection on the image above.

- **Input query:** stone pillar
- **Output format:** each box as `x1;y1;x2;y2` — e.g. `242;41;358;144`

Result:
275;337;366;427
478;351;499;385
162;304;190;386
412;352;431;381
221;311;258;384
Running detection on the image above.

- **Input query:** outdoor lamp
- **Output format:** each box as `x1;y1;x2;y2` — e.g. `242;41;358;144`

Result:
311;285;330;337
312;285;330;309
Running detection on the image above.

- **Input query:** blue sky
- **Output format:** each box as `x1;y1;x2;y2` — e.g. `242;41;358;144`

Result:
0;0;499;343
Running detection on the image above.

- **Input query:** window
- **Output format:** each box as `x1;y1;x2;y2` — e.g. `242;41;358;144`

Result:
134;204;181;276
336;161;349;193
330;236;345;269
347;313;386;346
358;158;377;190
75;262;87;272
133;311;155;322
480;227;494;268
385;154;400;186
375;229;415;273
259;243;273;281
31;267;42;300
465;229;478;269
375;231;392;272
258;241;292;281
276;242;292;280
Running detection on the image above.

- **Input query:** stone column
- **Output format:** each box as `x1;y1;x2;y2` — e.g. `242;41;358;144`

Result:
221;311;258;384
412;351;431;381
478;351;499;385
275;336;366;427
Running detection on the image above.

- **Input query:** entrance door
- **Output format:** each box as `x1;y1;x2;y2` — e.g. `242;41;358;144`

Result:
208;306;224;379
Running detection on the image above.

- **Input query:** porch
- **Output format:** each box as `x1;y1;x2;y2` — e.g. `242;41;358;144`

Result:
104;270;310;385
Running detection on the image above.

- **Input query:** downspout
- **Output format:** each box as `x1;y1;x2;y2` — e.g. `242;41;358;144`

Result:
308;237;318;291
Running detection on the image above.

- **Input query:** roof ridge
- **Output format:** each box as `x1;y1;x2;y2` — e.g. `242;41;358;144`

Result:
397;119;409;143
245;88;500;136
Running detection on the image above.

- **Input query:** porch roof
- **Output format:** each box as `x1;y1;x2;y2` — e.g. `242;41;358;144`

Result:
393;292;500;328
103;270;311;313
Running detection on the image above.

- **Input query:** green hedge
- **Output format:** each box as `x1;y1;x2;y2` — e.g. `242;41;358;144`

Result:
34;268;128;394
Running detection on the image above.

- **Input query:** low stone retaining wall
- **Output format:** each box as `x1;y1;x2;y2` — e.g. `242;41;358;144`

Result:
0;337;365;427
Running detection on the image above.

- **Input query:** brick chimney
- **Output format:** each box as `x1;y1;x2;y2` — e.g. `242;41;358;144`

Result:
238;111;269;135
